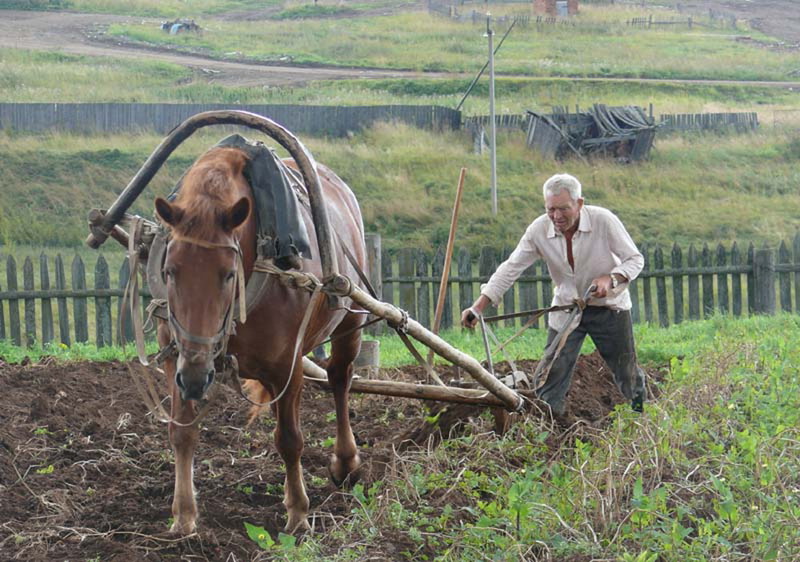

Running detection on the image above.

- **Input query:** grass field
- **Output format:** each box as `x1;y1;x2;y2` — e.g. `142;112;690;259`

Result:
5;46;800;117
2;124;798;252
102;6;800;81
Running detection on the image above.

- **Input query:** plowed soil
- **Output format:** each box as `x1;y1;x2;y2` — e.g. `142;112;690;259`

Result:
0;351;661;560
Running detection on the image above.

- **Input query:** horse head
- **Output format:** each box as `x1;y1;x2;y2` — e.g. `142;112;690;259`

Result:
154;149;252;402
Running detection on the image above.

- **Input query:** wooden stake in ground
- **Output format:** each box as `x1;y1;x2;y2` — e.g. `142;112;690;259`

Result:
427;167;467;367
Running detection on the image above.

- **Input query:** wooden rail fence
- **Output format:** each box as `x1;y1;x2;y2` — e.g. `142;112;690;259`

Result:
1;236;799;347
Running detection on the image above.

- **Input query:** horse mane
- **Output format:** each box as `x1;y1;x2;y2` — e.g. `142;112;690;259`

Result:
170;147;249;240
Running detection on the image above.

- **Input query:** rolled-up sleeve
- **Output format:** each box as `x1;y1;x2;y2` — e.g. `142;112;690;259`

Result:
607;213;644;282
480;224;542;306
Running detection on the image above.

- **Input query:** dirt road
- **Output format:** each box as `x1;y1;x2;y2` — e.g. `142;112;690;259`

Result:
0;8;798;89
0;10;424;87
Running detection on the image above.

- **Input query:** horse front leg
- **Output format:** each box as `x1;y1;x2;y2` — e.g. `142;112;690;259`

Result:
326;323;362;486
274;364;309;533
168;388;200;534
160;328;199;535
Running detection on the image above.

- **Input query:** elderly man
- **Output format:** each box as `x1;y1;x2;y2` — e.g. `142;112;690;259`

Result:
461;173;647;415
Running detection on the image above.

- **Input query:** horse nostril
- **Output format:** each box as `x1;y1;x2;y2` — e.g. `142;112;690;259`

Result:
175;371;185;391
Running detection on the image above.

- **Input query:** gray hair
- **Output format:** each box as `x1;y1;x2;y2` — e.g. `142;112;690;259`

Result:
543;173;582;201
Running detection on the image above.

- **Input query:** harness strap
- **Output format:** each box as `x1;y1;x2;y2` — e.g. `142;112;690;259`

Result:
231;284;324;407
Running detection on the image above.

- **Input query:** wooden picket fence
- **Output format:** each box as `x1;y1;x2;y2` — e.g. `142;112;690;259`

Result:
379;237;800;331
1;236;799;347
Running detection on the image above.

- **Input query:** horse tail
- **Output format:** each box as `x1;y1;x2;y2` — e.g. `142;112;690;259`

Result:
242;380;272;425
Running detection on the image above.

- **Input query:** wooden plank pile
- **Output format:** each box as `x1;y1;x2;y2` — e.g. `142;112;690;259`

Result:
525;104;657;162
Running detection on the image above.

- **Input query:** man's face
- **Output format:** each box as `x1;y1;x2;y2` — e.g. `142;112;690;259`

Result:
545;190;583;234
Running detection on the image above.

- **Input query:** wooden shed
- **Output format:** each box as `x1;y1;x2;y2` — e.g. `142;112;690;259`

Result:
533;0;578;16
533;0;578;17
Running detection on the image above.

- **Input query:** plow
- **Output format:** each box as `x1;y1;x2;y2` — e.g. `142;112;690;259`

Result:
86;110;579;423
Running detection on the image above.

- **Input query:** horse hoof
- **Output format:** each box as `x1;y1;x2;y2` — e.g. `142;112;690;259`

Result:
284;516;311;534
328;455;361;488
169;519;197;536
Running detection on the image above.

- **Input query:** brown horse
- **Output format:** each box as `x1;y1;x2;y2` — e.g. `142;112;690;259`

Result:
152;145;366;534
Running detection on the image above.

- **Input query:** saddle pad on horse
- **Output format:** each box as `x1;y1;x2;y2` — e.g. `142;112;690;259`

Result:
168;133;312;270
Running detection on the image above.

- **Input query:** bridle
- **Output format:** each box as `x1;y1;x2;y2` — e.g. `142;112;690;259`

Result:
164;233;248;365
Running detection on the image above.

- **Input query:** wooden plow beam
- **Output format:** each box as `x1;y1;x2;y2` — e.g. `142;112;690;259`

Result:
321;274;525;412
304;358;533;408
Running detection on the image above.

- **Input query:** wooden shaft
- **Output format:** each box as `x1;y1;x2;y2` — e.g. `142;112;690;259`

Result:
432;167;466;337
324;276;524;411
303;358;532;408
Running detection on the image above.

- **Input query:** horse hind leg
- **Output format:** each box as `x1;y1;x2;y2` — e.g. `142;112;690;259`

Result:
326;315;363;487
274;364;310;533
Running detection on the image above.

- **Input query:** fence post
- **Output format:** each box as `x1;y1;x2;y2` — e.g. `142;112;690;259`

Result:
366;235;385;333
23;257;35;347
479;247;498;314
716;244;729;314
416;250;431;329
432;247;453;330
687;244;700;320
778;240;791;312
753;248;775;315
730;242;742;317
641;244;653;323
72;255;89;343
702;244;714;317
55;255;70;346
95;255;112;347
520;261;539;329
398;249;416;322
671;243;683;324
7;256;20;346
654;246;668;327
40;254;54;345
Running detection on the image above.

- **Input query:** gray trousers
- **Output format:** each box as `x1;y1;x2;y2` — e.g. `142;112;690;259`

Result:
538;307;646;415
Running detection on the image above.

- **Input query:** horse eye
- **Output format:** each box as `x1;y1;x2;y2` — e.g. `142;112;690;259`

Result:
225;271;235;282
164;268;176;280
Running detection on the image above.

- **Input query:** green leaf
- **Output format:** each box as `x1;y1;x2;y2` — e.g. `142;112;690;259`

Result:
244;522;275;550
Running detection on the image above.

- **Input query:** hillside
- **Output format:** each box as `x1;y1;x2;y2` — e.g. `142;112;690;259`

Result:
1;125;799;252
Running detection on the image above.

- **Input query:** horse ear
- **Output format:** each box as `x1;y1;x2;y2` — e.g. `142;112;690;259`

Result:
155;197;184;227
223;197;250;232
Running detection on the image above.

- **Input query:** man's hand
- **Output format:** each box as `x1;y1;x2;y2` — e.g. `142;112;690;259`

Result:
461;295;491;329
591;275;613;298
460;307;480;329
590;274;626;298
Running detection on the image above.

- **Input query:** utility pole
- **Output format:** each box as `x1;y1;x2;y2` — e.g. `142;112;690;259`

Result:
487;14;497;216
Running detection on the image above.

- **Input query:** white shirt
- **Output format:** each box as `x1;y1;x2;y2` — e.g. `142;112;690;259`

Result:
480;205;644;330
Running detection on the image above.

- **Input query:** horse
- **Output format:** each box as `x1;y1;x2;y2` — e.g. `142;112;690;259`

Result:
151;143;366;535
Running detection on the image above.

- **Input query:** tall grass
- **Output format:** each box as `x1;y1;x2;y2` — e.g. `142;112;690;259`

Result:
4;45;800;115
305;315;800;560
2;125;800;251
